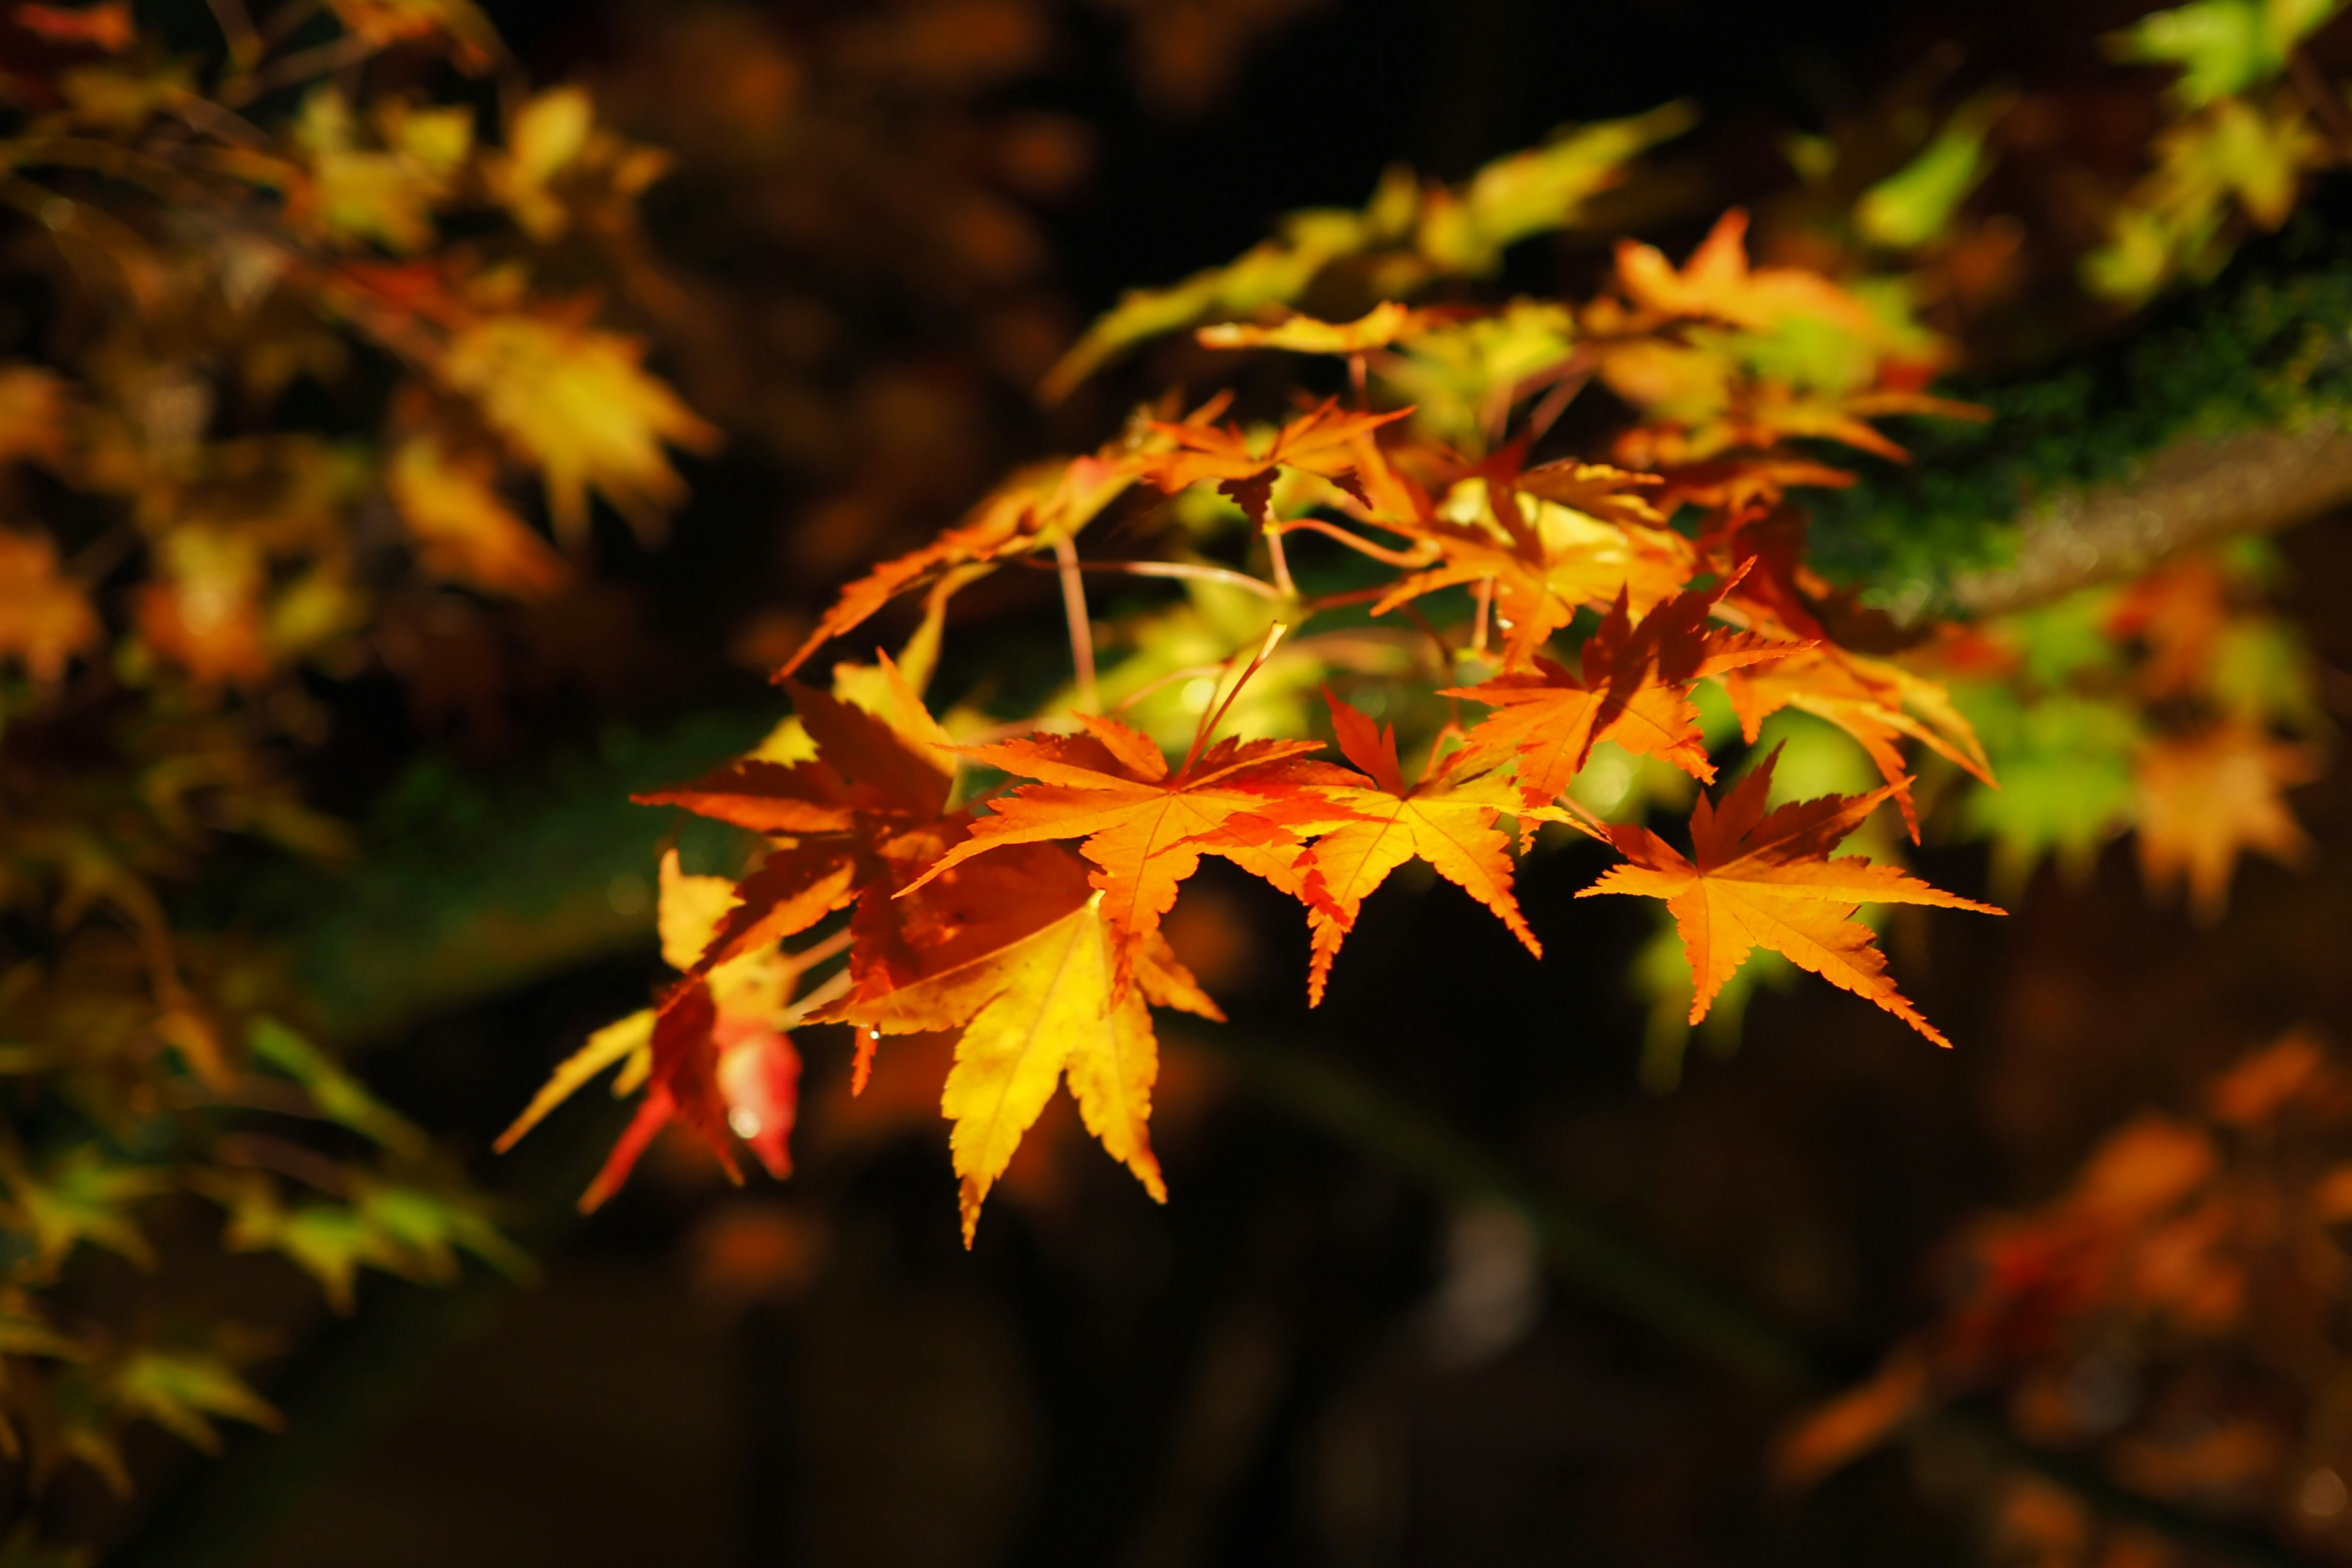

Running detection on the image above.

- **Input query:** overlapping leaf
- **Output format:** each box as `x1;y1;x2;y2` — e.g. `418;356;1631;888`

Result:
1295;693;1543;1005
1578;748;2003;1046
1446;575;1805;808
902;712;1368;989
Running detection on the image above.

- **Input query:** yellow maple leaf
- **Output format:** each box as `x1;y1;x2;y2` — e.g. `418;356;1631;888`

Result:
388;435;567;597
826;850;1218;1243
440;312;718;546
1196;302;1431;355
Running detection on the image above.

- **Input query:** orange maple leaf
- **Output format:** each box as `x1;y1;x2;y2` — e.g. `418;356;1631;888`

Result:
1371;447;1695;670
2135;721;2318;922
1446;574;1806;808
1615;209;1894;339
0;529;99;682
1297;692;1543;1005
1139;397;1410;524
1715;645;1993;840
899;712;1368;989
634;665;958;982
1577;747;2003;1046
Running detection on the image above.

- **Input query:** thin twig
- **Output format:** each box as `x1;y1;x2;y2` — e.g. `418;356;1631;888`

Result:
1273;516;1431;567
1013;554;1283;601
1523;367;1593;444
206;0;264;70
1112;662;1229;716
1180;622;1288;775
1051;532;1098;714
1471;576;1494;658
213;1131;356;1196
222;32;381;105
1262;522;1298;599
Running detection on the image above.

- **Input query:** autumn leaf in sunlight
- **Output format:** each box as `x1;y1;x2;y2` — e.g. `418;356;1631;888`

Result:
2135;720;2319;922
1447;575;1804;809
777;451;1134;679
636;673;957;984
1578;746;2002;1046
1194;302;1434;356
440;311;718;547
1297;692;1544;1005
1615;210;1893;339
1596;209;1983;464
900;712;1370;990
288;88;472;255
500;848;818;1211
824;845;1217;1242
1371;457;1694;670
387;435;567;597
1716;646;1994;840
0;530;99;682
1138;397;1410;525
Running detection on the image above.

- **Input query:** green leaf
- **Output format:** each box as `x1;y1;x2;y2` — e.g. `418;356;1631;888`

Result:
2113;1;2275;105
1855;93;2009;250
247;1017;428;1157
0;1148;169;1272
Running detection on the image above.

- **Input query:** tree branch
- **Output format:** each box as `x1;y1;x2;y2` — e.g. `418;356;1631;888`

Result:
1951;421;2352;616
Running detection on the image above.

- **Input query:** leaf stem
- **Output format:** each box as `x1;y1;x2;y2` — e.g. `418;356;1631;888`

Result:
1051;532;1099;714
1262;522;1297;599
1274;516;1431;568
1015;554;1282;601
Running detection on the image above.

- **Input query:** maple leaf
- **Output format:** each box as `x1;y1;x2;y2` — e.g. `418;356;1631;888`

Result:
1195;303;1434;355
0;529;99;682
1139;398;1410;524
1577;747;2003;1046
517;657;962;1213
636;667;957;979
439;310;718;547
777;451;1134;679
822;848;1216;1242
1615;209;1894;339
1297;692;1542;1005
1596;209;1984;463
388;435;567;598
899;712;1368;988
2134;720;2318;922
288;87;471;255
1371;458;1696;669
0;1148;168;1272
1715;645;1994;839
1446;575;1805;809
